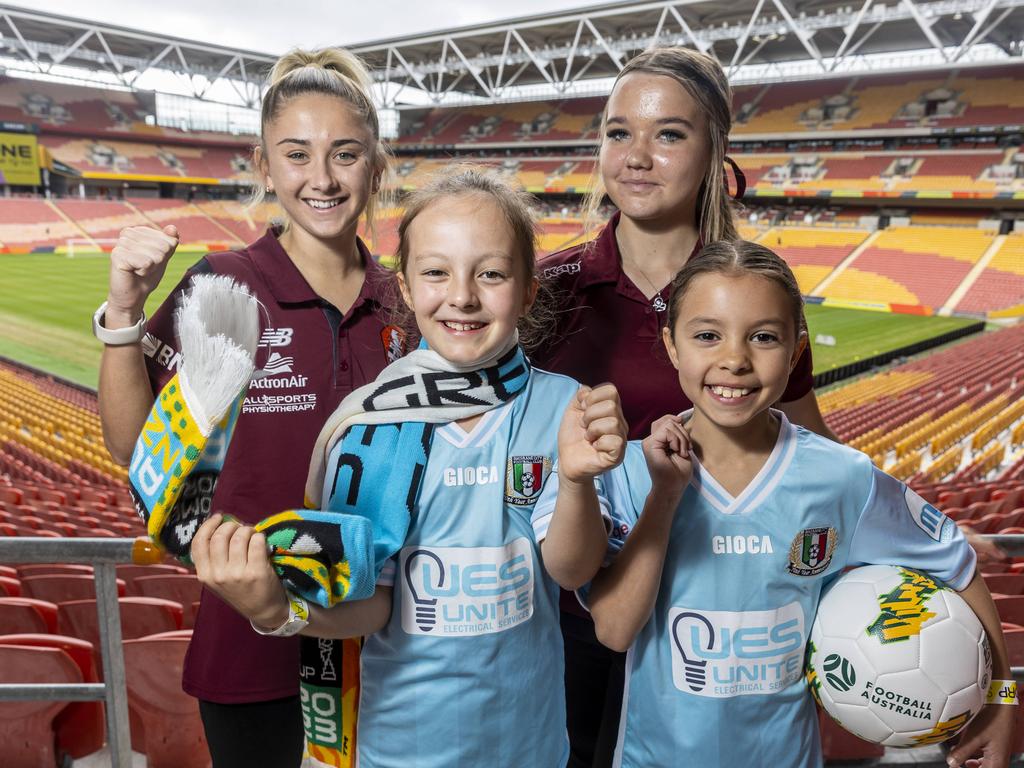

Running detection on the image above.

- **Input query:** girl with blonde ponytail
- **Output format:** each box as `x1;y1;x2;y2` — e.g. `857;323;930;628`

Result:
97;46;396;768
534;45;834;768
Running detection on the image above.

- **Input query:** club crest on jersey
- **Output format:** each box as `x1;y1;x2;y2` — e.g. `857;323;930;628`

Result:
380;325;406;364
787;526;837;576
505;455;551;506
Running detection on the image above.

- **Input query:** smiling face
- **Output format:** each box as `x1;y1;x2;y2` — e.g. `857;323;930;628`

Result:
257;92;379;247
397;193;538;367
599;72;712;226
664;271;805;433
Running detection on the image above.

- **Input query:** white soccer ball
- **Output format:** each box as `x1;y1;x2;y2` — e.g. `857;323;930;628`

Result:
806;565;991;748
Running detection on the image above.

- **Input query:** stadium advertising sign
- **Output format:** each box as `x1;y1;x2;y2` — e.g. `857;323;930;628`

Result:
0;131;41;186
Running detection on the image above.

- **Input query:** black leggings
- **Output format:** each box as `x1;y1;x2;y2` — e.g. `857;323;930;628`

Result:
199;695;305;768
562;612;627;768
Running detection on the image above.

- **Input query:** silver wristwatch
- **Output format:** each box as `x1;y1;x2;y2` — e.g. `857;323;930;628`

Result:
250;593;310;637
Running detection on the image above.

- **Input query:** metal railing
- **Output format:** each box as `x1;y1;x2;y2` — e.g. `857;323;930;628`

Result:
0;536;163;768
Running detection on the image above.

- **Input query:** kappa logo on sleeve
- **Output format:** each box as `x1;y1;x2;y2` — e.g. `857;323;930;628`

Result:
904;488;952;542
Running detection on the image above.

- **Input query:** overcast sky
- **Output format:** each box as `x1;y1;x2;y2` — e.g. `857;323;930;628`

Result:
18;0;601;52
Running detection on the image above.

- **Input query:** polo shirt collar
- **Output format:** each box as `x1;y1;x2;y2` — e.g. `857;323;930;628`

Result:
249;227;389;311
575;211;625;289
576;211;704;290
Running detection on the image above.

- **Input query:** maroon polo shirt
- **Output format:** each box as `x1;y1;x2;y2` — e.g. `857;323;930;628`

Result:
534;212;814;441
144;228;398;704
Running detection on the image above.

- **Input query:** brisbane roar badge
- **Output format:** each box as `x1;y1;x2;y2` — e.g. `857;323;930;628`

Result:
381;325;406;364
505;455;551;506
787;526;838;576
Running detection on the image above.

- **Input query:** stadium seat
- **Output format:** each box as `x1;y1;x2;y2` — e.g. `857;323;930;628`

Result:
995;489;1024;514
0;644;82;768
134;575;201;626
1004;627;1024;666
57;597;184;670
0;575;21;596
21;573;126;603
983;574;1024;596
817;710;884;760
17;563;94;578
0;597;59;633
117;563;189;595
123;635;211;768
0;634;105;759
993;595;1024;625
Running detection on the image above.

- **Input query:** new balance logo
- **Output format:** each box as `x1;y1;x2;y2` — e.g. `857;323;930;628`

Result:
259;327;294;348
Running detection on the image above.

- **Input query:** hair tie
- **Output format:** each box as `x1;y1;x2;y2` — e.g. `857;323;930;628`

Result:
724;155;746;200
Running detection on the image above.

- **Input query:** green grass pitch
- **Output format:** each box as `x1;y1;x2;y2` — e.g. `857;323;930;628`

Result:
0;250;979;389
803;305;976;373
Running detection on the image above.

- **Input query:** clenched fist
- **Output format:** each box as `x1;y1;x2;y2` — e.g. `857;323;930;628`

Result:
557;383;627;484
105;225;179;325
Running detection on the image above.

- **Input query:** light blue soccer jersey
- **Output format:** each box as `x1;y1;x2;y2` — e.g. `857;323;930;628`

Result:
572;411;976;768
355;369;584;768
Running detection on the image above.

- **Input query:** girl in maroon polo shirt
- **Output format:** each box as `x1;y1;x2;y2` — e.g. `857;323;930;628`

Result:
533;46;834;768
95;48;393;768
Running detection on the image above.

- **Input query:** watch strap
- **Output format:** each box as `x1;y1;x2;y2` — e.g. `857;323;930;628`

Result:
93;301;147;346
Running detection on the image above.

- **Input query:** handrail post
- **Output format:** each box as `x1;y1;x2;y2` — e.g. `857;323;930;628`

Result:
0;536;166;768
94;563;132;768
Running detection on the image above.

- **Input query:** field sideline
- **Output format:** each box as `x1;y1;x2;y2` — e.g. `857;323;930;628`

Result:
0;250;977;388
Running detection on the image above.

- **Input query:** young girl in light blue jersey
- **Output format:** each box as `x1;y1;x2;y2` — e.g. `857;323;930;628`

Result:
191;168;624;768
544;240;1015;768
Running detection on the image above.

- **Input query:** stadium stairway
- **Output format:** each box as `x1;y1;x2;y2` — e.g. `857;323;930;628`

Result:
940;234;1007;315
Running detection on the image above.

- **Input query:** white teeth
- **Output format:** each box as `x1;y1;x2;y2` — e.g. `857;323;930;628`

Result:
444;321;483;332
710;385;752;399
306;198;341;209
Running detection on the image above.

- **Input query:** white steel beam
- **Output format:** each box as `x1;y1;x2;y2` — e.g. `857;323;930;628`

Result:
901;0;952;61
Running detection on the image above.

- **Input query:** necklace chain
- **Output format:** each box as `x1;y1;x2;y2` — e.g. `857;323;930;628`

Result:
625;257;670;312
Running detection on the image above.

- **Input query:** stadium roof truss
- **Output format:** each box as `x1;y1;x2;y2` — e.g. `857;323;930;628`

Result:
351;0;1024;105
2;0;1024;110
0;3;275;107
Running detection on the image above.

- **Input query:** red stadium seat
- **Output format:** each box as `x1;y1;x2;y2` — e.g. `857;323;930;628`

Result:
0;597;59;633
983;574;1024;596
58;597;184;667
0;488;23;505
993;595;1024;626
123;635;211;768
117;563;190;595
134;575;202;626
0;575;22;596
20;574;126;603
0;564;17;578
994;489;1024;515
0;644;82;768
818;710;884;760
17;563;94;578
0;634;105;759
1004;627;1024;666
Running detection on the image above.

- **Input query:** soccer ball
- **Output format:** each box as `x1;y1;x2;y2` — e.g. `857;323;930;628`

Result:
806;565;991;747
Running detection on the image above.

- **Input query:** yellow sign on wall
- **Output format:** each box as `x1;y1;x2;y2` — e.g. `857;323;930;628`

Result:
0;132;41;186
